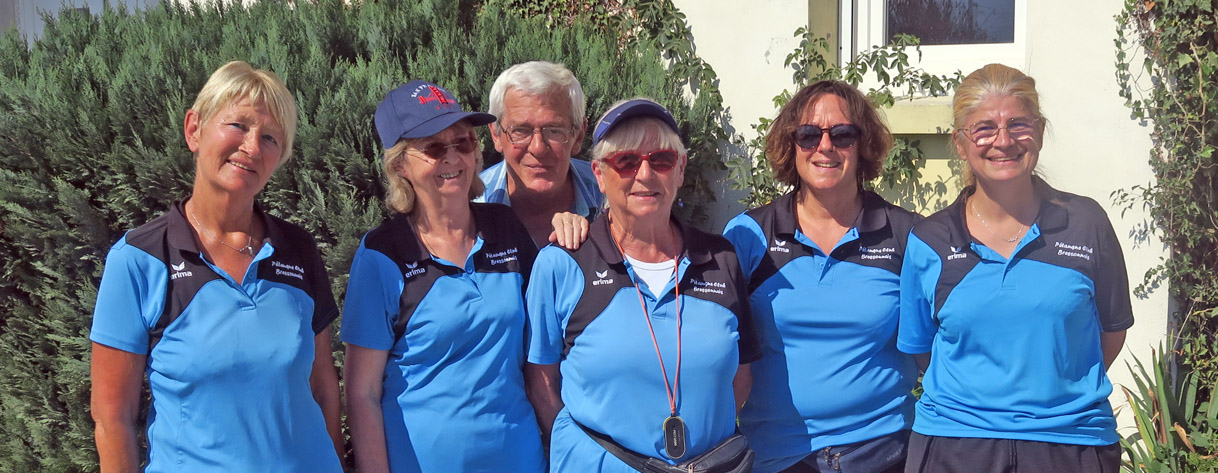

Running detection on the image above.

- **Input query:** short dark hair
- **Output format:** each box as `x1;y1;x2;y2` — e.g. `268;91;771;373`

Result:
764;80;893;187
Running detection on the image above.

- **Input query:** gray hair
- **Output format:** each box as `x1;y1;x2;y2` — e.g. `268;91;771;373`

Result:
488;61;586;127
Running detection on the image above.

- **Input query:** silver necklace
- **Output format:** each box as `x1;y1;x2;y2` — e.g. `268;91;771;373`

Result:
970;199;1025;243
189;210;256;256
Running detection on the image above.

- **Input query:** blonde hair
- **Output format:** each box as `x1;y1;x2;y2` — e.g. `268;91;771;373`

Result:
382;123;486;215
192;61;298;162
952;64;1047;186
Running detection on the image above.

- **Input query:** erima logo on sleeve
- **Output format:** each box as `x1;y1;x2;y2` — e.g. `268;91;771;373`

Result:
403;261;426;279
170;262;193;280
769;238;791;253
592;269;614;286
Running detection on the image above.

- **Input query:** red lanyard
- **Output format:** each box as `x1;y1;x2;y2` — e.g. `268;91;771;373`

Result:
610;223;682;419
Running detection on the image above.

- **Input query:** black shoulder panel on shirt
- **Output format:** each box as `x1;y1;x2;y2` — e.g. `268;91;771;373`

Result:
910;202;981;320
562;243;635;358
256;215;337;334
470;203;538;285
362;215;460;343
123;210;221;351
742;194;814;293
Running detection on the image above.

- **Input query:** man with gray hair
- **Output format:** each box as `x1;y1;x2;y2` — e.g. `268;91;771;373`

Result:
478;60;602;246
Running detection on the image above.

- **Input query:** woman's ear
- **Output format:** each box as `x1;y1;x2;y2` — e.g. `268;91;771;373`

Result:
184;109;202;153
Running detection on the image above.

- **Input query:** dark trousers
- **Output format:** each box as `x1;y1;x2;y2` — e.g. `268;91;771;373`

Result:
779;430;909;473
903;432;1121;473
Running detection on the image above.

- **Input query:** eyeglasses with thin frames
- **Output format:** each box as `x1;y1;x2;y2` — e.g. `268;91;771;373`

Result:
496;123;576;146
959;116;1041;146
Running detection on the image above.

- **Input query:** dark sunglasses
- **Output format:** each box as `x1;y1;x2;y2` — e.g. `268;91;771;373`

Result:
414;136;477;161
792;124;862;149
602;149;680;176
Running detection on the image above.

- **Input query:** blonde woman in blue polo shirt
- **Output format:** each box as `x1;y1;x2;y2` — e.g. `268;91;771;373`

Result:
899;64;1131;473
341;80;545;473
89;61;343;472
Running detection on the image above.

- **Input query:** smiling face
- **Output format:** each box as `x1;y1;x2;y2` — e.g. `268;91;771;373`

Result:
397;121;478;204
955;94;1043;186
793;94;860;196
186;96;285;200
491;87;584;196
592;124;686;222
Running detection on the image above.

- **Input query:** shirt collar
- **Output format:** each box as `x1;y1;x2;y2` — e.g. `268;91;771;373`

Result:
770;189;891;238
586;212;712;266
946;175;1069;247
167;200;282;253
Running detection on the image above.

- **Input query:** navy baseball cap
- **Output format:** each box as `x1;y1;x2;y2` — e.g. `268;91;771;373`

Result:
592;98;680;145
374;80;496;149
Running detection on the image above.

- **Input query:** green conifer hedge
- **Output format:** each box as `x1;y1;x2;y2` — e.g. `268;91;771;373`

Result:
0;1;726;470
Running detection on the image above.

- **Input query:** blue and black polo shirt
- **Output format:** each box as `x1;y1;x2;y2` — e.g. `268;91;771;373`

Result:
898;177;1134;445
527;214;762;472
340;202;545;473
89;201;341;473
723;190;920;473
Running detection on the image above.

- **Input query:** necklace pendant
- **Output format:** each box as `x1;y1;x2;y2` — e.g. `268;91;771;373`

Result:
662;415;687;459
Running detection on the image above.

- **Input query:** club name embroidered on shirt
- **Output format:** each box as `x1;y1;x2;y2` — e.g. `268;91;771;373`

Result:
487;247;518;265
1054;241;1094;261
170;261;193;280
689;278;726;295
860;246;897;260
271;260;305;280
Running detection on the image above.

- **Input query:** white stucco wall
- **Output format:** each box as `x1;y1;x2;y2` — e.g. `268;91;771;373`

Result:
671;0;809;229
673;0;1169;438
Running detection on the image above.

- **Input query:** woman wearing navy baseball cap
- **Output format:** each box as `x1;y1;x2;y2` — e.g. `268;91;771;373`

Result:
526;98;759;472
342;80;545;473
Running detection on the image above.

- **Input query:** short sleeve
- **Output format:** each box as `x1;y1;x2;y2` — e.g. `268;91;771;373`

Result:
897;233;941;355
722;213;767;282
339;238;403;351
1093;213;1134;332
525;247;583;365
89;236;166;355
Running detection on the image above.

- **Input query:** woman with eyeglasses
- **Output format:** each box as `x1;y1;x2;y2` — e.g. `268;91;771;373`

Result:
898;64;1131;473
525;98;760;472
722;81;919;473
341;80;545;473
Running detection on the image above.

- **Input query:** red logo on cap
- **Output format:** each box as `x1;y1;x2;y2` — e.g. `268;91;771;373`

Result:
418;86;454;106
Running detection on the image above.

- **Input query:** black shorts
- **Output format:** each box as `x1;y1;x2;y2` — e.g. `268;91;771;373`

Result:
904;432;1121;473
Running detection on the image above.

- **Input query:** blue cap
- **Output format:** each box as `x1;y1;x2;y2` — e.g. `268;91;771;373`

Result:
374;80;496;149
592;98;680;145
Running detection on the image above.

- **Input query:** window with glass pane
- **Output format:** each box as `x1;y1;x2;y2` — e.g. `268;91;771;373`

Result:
887;0;1015;45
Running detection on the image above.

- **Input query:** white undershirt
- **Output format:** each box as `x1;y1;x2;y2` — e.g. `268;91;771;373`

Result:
624;255;677;296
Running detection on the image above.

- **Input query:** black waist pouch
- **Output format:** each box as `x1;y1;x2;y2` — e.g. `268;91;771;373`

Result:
575;420;754;473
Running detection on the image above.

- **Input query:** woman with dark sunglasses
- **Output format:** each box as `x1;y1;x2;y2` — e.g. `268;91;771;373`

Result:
722;81;920;473
525;98;760;472
341;80;545;473
899;64;1129;473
